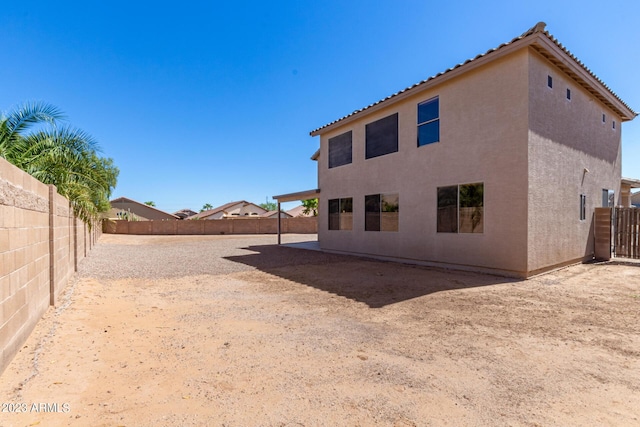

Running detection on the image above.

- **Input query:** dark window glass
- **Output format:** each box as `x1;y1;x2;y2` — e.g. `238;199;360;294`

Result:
328;131;352;168
548;75;553;88
418;98;439;124
580;194;586;221
365;194;381;231
459;183;483;233
365;113;398;159
418;120;440;147
328;199;340;230
602;114;606;123
566;88;571;100
437;186;458;233
340;198;353;230
381;193;399;232
417;97;440;147
613;121;616;129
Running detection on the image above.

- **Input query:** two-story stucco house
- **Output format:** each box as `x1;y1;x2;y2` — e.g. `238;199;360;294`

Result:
304;22;636;278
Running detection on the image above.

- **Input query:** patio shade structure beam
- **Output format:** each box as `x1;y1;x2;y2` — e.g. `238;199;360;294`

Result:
272;189;320;245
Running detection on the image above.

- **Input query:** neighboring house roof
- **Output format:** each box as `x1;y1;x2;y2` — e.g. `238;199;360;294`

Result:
310;22;637;136
109;197;179;220
173;209;198;219
187;200;268;220
260;210;293;218
286;205;314;217
631;191;640;206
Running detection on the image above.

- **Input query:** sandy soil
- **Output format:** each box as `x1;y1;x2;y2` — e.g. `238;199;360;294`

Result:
1;234;639;426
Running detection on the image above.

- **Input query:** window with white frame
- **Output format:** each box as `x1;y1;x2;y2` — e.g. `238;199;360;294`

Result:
417;97;440;147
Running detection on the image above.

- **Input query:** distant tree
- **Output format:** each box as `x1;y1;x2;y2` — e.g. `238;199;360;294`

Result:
302;198;318;216
259;201;277;211
201;203;213;212
144;201;155;207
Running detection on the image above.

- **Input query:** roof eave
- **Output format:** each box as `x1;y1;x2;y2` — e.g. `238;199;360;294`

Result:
309;36;535;137
309;26;637;137
530;35;637;121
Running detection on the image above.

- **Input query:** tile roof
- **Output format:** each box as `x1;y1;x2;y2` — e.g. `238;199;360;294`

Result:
109;196;179;219
310;22;637;136
186;200;267;219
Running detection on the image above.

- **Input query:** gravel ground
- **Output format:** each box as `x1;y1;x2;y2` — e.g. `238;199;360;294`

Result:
1;234;639;427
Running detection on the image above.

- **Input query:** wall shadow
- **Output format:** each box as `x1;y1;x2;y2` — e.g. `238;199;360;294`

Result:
225;245;519;308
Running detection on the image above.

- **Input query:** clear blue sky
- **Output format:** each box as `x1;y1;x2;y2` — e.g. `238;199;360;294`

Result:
1;1;638;213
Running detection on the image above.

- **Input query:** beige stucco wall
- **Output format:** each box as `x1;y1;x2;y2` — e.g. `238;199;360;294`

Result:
317;50;531;275
527;51;622;273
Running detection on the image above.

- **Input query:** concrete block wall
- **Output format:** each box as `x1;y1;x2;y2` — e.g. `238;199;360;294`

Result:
0;157;100;375
105;217;318;235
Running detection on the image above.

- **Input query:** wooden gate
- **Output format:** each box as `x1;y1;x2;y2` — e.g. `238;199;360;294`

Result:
613;207;640;259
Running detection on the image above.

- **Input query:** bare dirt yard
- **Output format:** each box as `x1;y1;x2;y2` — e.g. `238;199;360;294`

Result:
1;234;639;427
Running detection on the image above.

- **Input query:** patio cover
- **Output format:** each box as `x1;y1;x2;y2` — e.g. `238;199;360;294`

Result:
273;189;320;244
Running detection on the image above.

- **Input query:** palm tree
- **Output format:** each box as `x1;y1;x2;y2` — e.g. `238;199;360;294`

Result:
0;102;63;161
201;203;213;212
0;102;119;224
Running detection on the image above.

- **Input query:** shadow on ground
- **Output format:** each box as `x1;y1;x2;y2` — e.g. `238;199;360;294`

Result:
225;244;519;308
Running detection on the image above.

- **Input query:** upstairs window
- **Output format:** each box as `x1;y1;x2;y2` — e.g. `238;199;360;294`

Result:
365;113;398;159
417;97;440;147
328;131;353;168
547;75;553;88
566;88;571;100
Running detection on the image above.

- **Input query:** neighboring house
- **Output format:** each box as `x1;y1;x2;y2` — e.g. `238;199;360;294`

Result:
299;22;636;278
109;197;180;221
260;210;293;219
173;208;198;219
621;177;640;207
286;205;315;218
631;191;640;208
187;201;268;220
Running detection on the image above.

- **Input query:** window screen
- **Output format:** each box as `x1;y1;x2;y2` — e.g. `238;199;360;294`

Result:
365;113;398;159
328;131;352;168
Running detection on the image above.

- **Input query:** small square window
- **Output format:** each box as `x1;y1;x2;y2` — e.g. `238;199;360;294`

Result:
547;75;553;88
566;88;571;100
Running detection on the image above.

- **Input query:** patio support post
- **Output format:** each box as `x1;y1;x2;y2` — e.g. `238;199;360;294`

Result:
277;201;281;245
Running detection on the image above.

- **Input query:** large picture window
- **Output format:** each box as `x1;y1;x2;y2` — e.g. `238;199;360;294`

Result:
437;183;483;233
328;131;352;168
365;193;399;232
365;113;398;159
417;97;439;147
328;198;353;230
